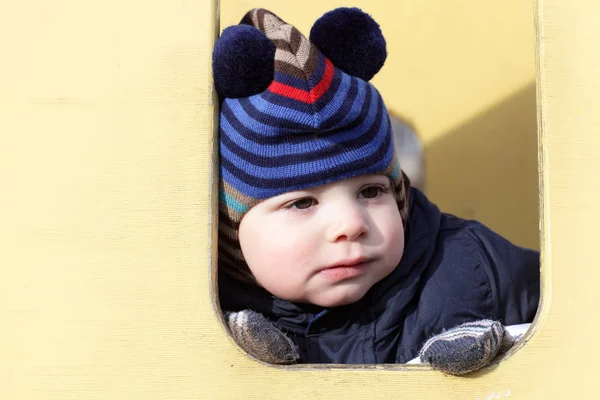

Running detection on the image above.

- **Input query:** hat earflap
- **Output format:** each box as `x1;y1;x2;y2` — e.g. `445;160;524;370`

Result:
212;24;276;98
309;7;387;81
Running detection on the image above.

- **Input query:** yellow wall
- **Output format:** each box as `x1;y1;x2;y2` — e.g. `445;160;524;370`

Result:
4;0;600;398
221;1;539;250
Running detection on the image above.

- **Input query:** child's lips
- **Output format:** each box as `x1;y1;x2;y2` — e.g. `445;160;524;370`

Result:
319;258;372;281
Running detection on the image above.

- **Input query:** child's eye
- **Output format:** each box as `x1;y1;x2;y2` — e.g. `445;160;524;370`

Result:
360;186;387;199
286;198;316;210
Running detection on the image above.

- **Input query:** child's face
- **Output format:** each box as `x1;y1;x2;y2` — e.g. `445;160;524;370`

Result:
238;174;405;307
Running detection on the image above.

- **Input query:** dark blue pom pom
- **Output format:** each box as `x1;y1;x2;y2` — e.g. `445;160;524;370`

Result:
212;25;275;98
310;7;387;81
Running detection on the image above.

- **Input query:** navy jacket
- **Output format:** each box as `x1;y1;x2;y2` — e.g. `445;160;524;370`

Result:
219;188;540;363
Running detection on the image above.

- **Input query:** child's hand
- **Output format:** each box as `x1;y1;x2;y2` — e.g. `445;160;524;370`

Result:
417;320;516;375
223;310;299;364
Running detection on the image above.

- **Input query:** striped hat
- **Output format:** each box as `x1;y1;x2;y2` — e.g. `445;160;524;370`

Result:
213;7;411;285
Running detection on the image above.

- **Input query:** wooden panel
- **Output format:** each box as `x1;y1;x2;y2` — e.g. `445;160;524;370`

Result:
1;0;598;398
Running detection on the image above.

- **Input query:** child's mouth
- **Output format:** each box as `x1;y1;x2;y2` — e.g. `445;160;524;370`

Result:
319;260;371;281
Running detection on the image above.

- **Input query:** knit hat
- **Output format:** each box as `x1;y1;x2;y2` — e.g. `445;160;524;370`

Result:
213;7;411;285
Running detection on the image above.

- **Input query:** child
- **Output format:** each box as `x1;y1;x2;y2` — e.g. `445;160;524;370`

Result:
213;7;540;374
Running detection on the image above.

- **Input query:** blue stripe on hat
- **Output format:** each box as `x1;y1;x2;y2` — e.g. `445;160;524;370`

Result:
307;51;328;83
220;132;394;199
311;66;348;113
220;89;386;164
221;82;374;147
272;52;327;90
259;67;346;115
219;189;250;214
264;62;345;115
228;99;314;133
249;71;352;127
391;161;400;180
245;96;314;128
220;114;390;180
222;100;311;137
318;77;360;130
222;75;369;144
246;64;346;125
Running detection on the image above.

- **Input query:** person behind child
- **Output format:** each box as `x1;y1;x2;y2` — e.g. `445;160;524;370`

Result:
213;7;540;370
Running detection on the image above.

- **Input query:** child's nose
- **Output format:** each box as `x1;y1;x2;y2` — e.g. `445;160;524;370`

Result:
326;203;369;243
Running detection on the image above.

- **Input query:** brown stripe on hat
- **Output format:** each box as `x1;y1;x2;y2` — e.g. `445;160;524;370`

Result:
397;170;411;228
219;181;259;222
254;8;267;33
273;49;319;81
271;38;293;50
218;208;238;229
289;27;312;69
218;249;256;285
219;237;245;260
243;8;320;78
288;26;302;54
270;46;319;81
272;61;306;81
275;49;303;70
377;154;410;229
219;199;243;224
219;231;240;251
219;205;242;229
221;180;261;207
260;9;286;36
271;25;314;72
219;223;240;244
304;44;320;77
305;44;320;76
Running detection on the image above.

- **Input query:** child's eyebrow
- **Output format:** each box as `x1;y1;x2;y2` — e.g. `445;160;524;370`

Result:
357;175;392;184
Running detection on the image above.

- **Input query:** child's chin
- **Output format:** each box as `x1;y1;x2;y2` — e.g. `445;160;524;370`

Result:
310;286;369;308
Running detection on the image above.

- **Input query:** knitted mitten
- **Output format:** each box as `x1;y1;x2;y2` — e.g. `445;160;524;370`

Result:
224;310;299;364
419;320;515;375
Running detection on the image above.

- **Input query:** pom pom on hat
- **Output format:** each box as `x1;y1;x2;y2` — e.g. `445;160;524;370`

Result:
212;25;276;98
309;7;387;81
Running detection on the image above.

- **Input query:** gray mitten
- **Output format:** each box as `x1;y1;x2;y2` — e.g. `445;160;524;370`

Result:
224;310;299;364
419;320;515;375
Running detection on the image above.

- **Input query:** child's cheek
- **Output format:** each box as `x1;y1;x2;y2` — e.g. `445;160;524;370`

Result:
273;229;319;270
384;217;405;262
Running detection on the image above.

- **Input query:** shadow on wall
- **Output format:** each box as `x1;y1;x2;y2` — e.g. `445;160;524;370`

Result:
425;82;539;250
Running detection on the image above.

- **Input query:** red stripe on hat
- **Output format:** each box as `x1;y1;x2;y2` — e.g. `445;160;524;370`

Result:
268;58;335;104
310;58;334;102
268;82;312;103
